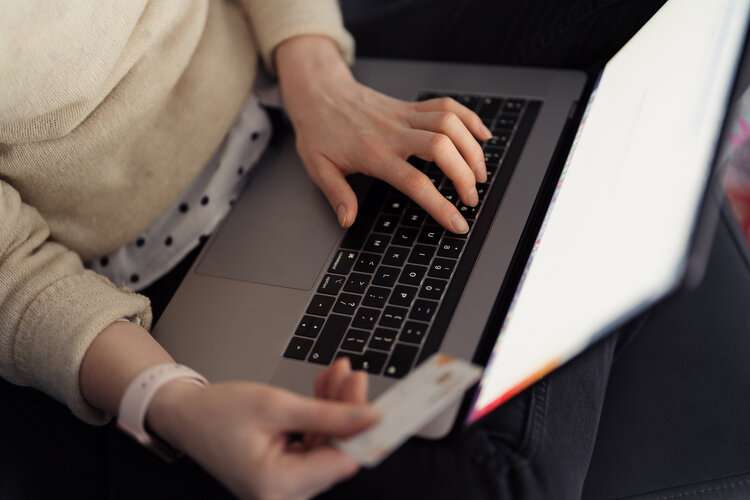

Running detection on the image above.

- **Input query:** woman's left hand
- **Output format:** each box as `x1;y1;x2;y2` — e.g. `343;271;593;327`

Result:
276;35;492;234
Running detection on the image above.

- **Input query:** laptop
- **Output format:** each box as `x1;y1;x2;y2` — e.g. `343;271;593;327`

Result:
153;0;750;438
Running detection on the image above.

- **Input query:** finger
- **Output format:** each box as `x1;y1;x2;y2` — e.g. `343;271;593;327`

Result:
314;367;331;399
414;96;492;141
279;392;379;435
339;370;369;405
304;154;358;228
407;111;487;183
380;157;470;234
326;357;352;400
406;130;478;207
308;358;355;448
278;447;360;500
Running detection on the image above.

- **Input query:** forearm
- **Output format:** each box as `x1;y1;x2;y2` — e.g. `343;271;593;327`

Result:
79;321;174;417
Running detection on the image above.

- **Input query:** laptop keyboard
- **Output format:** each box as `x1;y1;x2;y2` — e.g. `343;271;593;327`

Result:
283;92;541;378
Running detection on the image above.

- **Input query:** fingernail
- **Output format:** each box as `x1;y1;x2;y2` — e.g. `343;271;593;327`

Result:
451;213;470;234
481;124;492;137
337;204;347;227
476;164;488;183
467;186;479;206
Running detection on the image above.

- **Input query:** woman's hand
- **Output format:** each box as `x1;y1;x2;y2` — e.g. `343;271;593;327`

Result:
275;35;492;234
146;372;378;500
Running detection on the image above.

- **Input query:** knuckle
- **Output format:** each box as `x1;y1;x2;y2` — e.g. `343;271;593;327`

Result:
438;112;459;131
437;97;455;110
429;134;451;155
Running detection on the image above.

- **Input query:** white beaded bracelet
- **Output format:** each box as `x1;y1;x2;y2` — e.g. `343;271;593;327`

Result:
118;363;208;461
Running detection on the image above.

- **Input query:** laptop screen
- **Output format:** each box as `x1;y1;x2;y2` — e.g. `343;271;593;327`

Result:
467;0;750;424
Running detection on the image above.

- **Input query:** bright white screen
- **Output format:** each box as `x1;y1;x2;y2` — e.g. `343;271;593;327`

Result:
471;0;750;421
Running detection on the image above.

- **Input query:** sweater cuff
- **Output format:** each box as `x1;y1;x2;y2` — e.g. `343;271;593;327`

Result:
243;0;355;74
15;271;152;425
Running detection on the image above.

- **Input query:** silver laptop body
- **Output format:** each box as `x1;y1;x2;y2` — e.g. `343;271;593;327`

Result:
153;59;585;438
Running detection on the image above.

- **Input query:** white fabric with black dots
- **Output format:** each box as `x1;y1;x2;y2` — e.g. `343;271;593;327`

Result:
89;94;272;291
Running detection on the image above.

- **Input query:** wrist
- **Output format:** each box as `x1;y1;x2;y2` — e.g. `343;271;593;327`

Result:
145;377;207;454
276;35;353;88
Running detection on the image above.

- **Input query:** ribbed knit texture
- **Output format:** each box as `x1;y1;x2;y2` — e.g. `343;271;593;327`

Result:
0;0;353;423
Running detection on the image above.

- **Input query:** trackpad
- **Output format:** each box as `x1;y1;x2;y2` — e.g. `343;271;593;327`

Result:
196;138;343;290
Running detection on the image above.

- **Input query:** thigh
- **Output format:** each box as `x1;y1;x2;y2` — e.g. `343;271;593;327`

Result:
317;328;633;500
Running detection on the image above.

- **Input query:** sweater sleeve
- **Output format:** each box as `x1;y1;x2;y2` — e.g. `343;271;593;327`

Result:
0;181;152;425
237;0;355;74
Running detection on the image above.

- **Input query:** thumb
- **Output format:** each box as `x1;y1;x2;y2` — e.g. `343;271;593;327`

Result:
305;154;359;228
281;393;380;437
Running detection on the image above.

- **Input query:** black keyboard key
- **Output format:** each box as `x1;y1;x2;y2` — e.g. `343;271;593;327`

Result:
402;208;427;227
400;321;429;345
317;274;346;295
374;215;399;234
439;186;460;205
383;196;408;215
372;266;399;287
495;114;519;130
424;166;445;187
478;96;502;119
389;285;418;307
410;299;438;322
369;328;398;351
418;225;444;245
383;246;408;266
352;307;380;330
307;295;335;316
457;94;480;110
420;278;448;301
309;314;350;365
475;183;489;200
458;203;479;220
340;329;370;353
407;156;429;170
328;250;357;275
345;350;388;374
354;253;381;273
503;99;525;113
438;238;464;258
399;264;427;286
380;306;408;329
408;244;436;265
484;149;504;167
295;315;325;338
384;343;419;378
363;286;390;308
344;272;371;294
392;227;418;247
488;130;511;147
333;293;361;315
284;337;314;360
429;258;456;279
485;164;498;183
364;234;390;253
451;219;474;238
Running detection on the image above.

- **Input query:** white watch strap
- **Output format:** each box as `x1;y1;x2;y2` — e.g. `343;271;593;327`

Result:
118;363;208;460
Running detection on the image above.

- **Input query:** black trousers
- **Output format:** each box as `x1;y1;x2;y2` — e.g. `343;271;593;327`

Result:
5;1;750;499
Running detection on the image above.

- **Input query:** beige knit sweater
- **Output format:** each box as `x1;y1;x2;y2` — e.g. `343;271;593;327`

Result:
0;0;353;424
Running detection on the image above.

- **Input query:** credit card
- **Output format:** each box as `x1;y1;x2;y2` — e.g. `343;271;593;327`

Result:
333;353;482;467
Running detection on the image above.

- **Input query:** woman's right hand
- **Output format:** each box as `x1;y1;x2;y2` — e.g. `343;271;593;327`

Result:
146;372;378;500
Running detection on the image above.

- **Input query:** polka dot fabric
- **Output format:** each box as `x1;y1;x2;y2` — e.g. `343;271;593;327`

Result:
89;94;272;291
